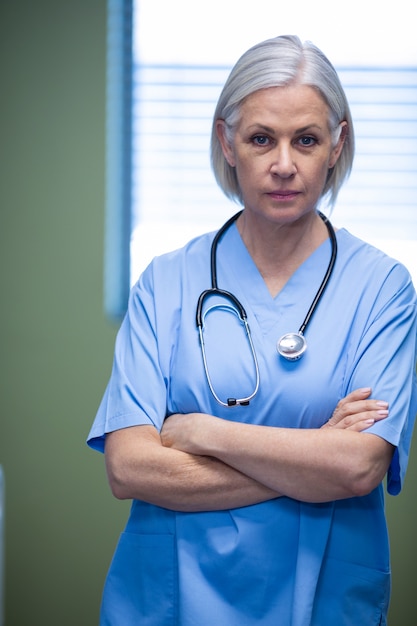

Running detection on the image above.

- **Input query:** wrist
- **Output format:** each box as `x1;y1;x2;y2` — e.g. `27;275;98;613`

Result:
196;414;228;457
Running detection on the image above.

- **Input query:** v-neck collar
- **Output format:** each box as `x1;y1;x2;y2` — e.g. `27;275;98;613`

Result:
216;221;336;335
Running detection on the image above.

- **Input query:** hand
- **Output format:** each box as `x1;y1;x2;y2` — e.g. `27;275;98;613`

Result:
322;387;389;431
161;412;211;455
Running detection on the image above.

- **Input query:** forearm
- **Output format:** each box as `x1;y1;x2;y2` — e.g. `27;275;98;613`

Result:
104;425;280;512
179;417;393;503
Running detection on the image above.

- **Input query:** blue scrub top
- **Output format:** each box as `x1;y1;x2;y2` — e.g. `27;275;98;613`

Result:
88;224;417;626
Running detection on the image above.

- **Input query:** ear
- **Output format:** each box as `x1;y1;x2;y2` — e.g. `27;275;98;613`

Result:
215;120;236;167
329;121;348;169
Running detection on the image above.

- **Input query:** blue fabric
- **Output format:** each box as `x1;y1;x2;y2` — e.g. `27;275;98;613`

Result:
88;224;417;625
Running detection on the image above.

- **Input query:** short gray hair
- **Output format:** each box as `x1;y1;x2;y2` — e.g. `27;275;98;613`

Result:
210;35;354;210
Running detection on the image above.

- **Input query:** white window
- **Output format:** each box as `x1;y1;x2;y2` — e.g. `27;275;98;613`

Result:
104;0;417;318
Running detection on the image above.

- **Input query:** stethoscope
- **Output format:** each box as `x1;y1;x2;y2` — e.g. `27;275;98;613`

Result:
196;210;337;407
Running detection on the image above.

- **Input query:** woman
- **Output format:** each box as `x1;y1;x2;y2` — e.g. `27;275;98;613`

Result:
88;35;417;625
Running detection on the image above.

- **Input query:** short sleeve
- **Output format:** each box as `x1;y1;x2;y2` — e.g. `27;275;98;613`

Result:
87;264;170;453
346;262;417;495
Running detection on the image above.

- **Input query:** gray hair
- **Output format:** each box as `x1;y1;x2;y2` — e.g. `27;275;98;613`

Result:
210;35;355;210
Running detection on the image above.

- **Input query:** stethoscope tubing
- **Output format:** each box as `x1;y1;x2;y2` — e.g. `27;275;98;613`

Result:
195;209;337;405
298;211;337;334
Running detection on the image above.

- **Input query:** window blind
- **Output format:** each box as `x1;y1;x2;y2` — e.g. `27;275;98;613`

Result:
104;3;417;319
130;64;417;282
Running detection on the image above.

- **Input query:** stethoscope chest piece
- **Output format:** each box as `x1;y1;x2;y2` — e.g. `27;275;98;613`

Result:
277;332;307;361
197;209;336;404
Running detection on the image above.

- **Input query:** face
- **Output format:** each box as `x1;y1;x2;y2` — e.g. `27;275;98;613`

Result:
217;83;346;227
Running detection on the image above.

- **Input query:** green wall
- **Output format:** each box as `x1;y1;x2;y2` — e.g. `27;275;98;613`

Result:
0;1;129;624
0;1;416;624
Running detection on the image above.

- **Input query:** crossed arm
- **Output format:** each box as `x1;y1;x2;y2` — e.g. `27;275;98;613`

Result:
104;388;394;511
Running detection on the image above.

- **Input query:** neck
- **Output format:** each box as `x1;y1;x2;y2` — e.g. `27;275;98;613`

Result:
236;210;329;297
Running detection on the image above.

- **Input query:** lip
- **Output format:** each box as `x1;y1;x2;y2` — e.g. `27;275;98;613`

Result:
267;189;300;201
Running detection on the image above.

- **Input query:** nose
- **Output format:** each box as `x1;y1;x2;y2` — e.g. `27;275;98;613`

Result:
270;143;297;178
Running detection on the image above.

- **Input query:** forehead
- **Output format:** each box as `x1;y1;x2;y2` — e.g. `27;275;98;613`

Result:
238;84;331;129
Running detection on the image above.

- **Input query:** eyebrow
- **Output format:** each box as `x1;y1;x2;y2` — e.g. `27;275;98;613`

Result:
246;123;324;134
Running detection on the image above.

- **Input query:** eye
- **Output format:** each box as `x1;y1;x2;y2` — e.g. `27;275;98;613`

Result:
251;134;271;147
298;136;317;147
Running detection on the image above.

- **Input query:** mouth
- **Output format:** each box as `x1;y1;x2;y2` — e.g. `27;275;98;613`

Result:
267;190;300;201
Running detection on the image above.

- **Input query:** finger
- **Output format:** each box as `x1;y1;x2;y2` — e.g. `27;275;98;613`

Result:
337;388;373;412
330;394;388;426
342;418;376;432
342;387;372;403
338;400;388;419
329;388;372;424
328;407;389;430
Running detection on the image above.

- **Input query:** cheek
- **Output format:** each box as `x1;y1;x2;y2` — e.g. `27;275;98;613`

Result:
233;154;254;178
234;161;263;193
237;153;268;176
312;157;332;180
301;161;330;195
